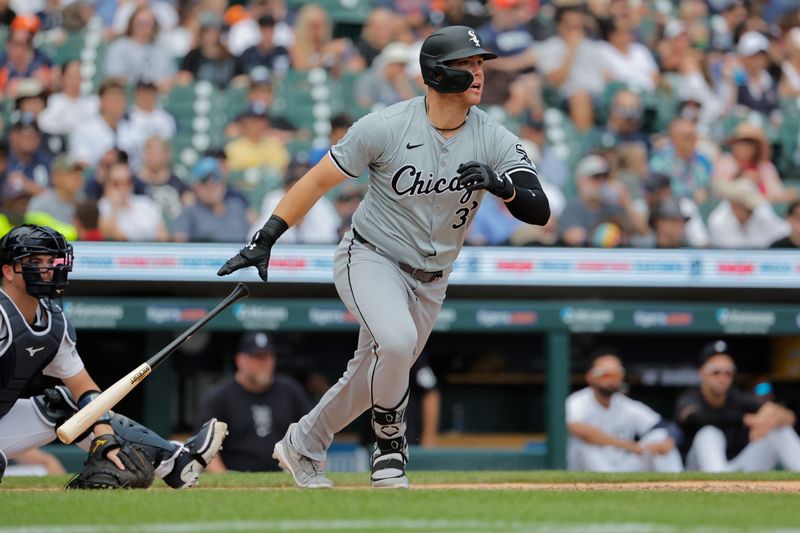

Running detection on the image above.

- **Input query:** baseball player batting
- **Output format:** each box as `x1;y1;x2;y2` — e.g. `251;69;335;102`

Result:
218;25;551;489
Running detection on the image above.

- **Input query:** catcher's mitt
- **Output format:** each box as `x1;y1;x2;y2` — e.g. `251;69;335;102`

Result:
65;434;155;490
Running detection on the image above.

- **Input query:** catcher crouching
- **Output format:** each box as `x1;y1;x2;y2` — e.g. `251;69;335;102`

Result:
0;225;227;489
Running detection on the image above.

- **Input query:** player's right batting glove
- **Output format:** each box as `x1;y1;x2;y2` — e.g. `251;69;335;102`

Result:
217;215;289;281
456;161;514;200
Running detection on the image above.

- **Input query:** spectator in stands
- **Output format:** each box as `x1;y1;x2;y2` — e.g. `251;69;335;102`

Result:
38;60;99;138
178;12;247;89
631;172;709;248
25;154;84;232
69;78;138;168
656;19;697;74
567;348;683;472
536;4;605;131
334;181;366;240
172;157;251;243
138;136;188;223
770;200;800;248
225;103;290;174
0;25;52;99
721;31;780;118
111;0;179;37
103;6;177;89
674;82;725;145
84;147;147;200
779;27;800;98
227;0;293;57
74;199;103;241
708;177;790;248
648;197;692;248
13;78;67;158
6;112;51;195
238;14;291;80
595;89;650;154
517;112;569;189
353;8;399;68
355;42;417;109
288;4;361;73
709;0;748;52
675;340;800;472
649;118;712;205
308;113;354;166
598;15;659;92
98;160;169;242
197;331;312;472
559;155;640;247
476;0;537;106
711;122;798;204
129;80;177;145
250;159;340;243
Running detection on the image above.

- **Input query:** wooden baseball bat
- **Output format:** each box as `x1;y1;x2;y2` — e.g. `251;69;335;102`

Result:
57;283;249;444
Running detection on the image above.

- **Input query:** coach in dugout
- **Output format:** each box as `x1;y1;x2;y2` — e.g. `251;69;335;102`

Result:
196;331;312;472
567;348;683;472
675;340;800;472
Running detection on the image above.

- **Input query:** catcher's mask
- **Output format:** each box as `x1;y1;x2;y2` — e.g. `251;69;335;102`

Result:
419;25;498;93
0;224;73;299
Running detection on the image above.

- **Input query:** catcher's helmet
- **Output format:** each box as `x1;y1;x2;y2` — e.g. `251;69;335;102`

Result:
420;25;497;93
0;224;73;299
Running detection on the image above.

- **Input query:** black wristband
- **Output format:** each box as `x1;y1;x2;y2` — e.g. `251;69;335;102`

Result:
260;215;289;245
78;390;112;427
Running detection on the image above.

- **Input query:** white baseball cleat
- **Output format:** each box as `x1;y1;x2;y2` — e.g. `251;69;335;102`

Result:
164;418;228;489
371;450;409;489
273;423;334;489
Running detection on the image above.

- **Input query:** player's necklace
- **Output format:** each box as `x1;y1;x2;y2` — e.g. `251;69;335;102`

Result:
425;98;469;132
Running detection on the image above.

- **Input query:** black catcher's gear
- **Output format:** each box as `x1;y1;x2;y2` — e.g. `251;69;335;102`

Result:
419;25;497;93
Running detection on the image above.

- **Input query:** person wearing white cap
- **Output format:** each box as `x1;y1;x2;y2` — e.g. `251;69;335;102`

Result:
355;42;417;110
707;177;789;248
722;31;779;116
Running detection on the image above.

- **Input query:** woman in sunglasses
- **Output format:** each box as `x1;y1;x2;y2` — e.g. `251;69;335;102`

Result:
675;340;800;472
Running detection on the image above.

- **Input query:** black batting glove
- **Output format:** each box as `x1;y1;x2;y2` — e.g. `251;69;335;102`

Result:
217;215;288;281
456;161;514;200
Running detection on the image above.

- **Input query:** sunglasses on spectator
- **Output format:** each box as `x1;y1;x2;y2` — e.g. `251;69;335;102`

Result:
704;365;736;376
591;172;610;180
590;367;625;379
110;179;132;188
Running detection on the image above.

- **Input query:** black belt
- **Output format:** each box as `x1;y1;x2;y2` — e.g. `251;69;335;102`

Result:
352;228;443;283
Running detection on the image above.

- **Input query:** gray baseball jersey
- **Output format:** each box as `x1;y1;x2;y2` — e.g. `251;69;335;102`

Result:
329;96;536;271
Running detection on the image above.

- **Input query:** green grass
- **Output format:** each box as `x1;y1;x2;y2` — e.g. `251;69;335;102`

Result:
2;472;800;532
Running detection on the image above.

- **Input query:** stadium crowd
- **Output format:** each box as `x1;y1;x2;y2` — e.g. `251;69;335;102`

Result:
0;0;799;249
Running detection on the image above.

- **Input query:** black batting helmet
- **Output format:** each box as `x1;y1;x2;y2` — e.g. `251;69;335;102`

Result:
420;25;497;93
0;225;73;299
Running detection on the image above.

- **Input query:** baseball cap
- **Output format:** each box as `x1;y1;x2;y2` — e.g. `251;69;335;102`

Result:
11;15;41;33
52;154;85;174
135;79;159;91
238;331;274;355
258;14;277;27
664;19;687;40
189;157;223;184
249;67;272;88
722;178;765;211
576;154;610;178
699;340;732;366
14;78;46;102
239;102;270;121
737;31;769;56
650;197;690;225
380;42;410;64
198;11;223;29
643;172;672;193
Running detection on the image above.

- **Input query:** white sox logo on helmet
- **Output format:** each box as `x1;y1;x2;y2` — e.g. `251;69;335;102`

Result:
467;29;480;47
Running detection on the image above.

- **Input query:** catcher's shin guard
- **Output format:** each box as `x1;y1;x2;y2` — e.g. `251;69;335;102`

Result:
111;413;181;467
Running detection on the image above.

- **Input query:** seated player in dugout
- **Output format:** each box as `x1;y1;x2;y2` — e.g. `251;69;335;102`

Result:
218;25;550;489
0;224;227;488
675;340;800;472
567;348;684;472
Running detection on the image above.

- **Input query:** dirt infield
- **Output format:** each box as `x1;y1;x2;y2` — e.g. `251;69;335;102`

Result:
415;481;800;493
